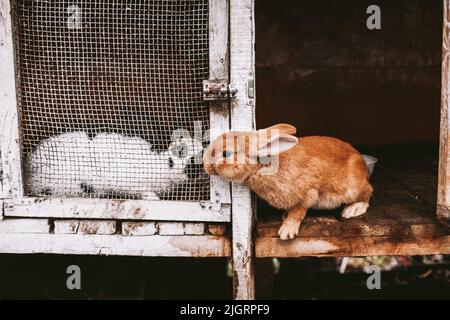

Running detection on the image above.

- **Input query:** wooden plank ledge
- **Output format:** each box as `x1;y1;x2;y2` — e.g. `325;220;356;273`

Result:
3;198;231;222
0;233;231;257
256;212;450;257
1;228;447;258
256;235;450;257
256;145;450;257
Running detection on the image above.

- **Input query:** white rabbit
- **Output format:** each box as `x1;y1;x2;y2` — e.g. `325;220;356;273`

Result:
89;132;202;199
26;131;203;200
25;131;92;197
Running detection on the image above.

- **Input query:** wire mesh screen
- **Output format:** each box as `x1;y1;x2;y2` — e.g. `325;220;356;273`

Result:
13;0;210;201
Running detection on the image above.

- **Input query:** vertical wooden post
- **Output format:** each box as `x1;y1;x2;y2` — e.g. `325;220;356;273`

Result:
439;0;450;219
0;149;3;218
209;0;231;207
0;0;23;200
230;0;256;300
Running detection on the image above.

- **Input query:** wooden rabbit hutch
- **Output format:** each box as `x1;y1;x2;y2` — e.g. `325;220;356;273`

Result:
255;0;450;261
0;0;449;300
0;0;253;299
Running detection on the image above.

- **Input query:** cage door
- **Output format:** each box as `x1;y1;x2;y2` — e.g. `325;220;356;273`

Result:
207;0;232;208
1;0;231;222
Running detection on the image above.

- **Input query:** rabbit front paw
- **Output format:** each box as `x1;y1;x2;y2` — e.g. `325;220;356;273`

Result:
278;220;301;240
142;192;160;201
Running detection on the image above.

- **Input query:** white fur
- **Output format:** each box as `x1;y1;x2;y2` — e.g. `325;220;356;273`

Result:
26;131;203;199
278;219;301;240
25;131;92;197
341;202;369;219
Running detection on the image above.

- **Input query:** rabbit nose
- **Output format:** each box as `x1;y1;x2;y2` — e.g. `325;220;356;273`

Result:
204;162;216;175
184;156;205;180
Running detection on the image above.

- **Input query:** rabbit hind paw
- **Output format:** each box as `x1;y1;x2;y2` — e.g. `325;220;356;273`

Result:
341;202;368;219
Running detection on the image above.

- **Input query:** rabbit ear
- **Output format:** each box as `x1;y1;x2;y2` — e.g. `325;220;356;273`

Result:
257;133;298;157
261;123;297;135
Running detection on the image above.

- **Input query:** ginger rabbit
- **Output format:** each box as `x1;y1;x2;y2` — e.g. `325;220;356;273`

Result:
203;124;373;240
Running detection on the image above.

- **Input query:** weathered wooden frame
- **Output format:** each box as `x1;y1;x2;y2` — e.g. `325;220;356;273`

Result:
0;233;231;257
4;0;448;301
3;198;230;221
209;0;232;207
438;0;450;219
230;0;256;300
0;0;255;301
0;0;231;223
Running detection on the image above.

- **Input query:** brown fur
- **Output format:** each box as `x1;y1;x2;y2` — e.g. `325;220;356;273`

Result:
204;124;373;240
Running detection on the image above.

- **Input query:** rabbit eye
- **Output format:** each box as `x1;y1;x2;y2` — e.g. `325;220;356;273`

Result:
171;143;188;158
169;157;174;168
223;150;233;158
177;145;188;158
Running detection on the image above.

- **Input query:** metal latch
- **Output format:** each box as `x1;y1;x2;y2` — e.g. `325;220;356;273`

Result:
203;79;237;101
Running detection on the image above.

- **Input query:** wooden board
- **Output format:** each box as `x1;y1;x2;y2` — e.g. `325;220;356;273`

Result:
256;235;450;257
256;145;450;257
54;219;116;235
3;198;231;222
122;221;157;236
209;0;231;206
0;233;231;257
230;0;256;300
0;0;23;199
0;218;50;233
439;0;450;218
0;146;3;218
257;215;449;239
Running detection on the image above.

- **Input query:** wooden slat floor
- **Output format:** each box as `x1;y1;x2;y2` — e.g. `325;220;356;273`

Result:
256;144;450;257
